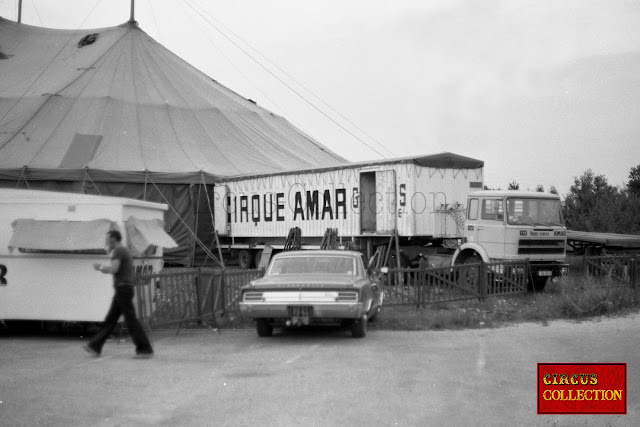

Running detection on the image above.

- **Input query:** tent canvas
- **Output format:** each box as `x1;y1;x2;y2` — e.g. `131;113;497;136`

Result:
0;18;348;265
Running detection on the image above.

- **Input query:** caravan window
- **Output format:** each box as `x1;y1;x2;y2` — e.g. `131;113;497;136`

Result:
9;219;113;255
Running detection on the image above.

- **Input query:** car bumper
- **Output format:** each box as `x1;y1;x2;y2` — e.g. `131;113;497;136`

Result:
239;302;369;320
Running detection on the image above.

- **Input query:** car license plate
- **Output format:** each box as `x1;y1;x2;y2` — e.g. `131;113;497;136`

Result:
288;306;312;323
538;270;552;277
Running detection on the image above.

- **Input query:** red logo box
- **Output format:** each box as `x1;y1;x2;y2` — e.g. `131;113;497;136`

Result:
537;363;627;414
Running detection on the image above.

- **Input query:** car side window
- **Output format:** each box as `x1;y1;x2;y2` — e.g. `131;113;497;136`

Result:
481;199;504;221
468;198;479;220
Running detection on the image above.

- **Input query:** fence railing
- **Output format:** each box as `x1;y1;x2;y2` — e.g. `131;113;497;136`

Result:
382;260;529;307
133;268;264;331
133;255;638;329
578;255;639;287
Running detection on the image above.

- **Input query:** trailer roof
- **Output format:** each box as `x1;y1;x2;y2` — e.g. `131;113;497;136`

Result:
0;189;168;210
566;230;640;248
216;152;483;183
469;190;561;198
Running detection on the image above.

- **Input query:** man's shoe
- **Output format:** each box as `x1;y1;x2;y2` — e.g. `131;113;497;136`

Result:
135;351;154;359
82;344;100;357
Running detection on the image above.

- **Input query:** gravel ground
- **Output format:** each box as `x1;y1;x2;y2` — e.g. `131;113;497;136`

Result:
0;314;638;426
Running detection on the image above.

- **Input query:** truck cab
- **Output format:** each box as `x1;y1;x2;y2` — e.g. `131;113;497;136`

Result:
452;190;566;291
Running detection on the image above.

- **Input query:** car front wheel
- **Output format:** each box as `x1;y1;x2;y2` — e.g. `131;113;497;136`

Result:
256;319;273;337
351;316;367;338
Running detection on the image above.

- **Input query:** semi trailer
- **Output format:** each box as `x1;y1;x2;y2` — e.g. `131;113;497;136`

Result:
211;152;567;291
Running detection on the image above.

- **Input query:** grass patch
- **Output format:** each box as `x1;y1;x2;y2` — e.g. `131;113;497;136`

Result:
371;275;640;331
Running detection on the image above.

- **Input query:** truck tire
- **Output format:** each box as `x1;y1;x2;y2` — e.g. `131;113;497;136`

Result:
238;250;252;269
460;256;481;290
529;276;548;292
254;250;263;269
351;316;367;338
256;319;273;337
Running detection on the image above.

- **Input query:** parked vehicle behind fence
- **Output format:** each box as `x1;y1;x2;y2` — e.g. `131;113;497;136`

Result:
239;250;384;338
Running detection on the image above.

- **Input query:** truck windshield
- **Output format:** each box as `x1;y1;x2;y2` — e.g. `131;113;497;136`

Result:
506;198;563;226
268;256;357;276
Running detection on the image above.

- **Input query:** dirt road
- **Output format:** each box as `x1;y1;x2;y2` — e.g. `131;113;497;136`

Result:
1;315;637;426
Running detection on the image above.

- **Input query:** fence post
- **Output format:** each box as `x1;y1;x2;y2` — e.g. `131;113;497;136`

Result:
195;268;202;324
478;262;487;301
524;259;530;294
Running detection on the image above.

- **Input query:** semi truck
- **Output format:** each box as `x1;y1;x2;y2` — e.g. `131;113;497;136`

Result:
211;152;567;291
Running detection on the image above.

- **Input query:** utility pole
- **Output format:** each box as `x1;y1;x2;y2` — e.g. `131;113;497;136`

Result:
18;0;23;23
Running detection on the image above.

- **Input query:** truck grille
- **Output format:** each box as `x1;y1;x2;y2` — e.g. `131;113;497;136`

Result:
518;239;565;255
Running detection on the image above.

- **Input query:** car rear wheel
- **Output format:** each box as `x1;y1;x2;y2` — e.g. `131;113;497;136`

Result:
368;307;380;323
351;316;367;338
256;319;273;337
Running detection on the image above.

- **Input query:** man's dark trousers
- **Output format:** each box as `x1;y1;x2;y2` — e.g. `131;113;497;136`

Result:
88;285;153;354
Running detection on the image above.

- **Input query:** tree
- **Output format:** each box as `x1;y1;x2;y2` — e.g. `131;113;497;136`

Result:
549;186;558;195
628;165;640;195
507;181;520;190
535;185;544;192
563;169;640;233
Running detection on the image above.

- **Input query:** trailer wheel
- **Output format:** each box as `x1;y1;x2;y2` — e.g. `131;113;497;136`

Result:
254;250;263;269
256;319;273;337
238;250;252;269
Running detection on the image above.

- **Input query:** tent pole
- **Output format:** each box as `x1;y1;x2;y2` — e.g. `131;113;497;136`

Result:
18;0;22;23
129;0;135;23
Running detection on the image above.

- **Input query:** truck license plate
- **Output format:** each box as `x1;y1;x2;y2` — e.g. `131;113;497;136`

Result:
538;271;552;277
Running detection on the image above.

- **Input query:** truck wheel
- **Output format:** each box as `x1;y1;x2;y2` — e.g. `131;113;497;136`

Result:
256;319;273;337
238;250;252;269
529;276;548;292
351;316;367;338
460;256;481;290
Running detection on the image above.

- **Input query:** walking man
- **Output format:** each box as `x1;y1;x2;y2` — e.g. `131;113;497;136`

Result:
83;230;154;358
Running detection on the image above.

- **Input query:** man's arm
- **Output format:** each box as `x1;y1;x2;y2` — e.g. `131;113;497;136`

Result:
94;259;121;274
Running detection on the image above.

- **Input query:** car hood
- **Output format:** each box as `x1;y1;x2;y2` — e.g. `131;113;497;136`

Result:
247;275;367;289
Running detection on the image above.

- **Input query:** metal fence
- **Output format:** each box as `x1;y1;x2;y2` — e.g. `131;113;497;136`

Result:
133;268;263;331
132;255;639;329
578;255;639;287
382;260;529;307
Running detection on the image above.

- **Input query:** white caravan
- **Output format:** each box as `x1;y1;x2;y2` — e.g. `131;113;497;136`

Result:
0;189;177;322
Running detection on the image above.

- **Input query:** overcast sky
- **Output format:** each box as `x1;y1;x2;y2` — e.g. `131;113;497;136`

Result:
1;0;639;195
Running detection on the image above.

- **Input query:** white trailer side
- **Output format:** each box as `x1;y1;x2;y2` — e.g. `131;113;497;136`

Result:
0;189;176;322
214;153;483;240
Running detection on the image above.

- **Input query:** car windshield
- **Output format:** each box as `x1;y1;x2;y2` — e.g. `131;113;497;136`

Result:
268;256;357;276
506;198;563;226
